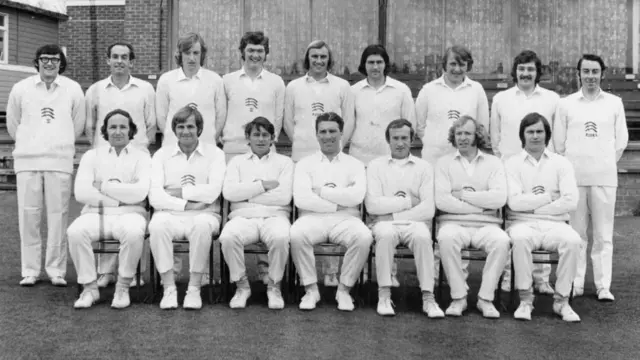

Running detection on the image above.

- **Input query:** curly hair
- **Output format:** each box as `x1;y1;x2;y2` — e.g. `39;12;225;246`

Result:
447;115;488;150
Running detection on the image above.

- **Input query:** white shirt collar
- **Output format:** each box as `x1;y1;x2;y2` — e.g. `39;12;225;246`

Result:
305;73;330;84
177;67;202;81
578;88;604;101
247;150;271;161
319;151;343;163
239;67;264;79
454;149;484;162
172;141;205;157
34;75;61;88
387;154;417;165
520;149;551;164
105;75;139;90
514;84;542;97
435;75;472;90
108;143;132;155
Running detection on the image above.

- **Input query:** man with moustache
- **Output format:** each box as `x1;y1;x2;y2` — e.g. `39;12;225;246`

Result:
283;40;355;287
7;44;85;286
290;112;372;311
220;31;286;284
506;112;581;322
554;54;628;301
85;42;156;288
435;116;510;319
148;106;226;310
490;50;559;294
365;119;443;318
347;44;416;288
68;109;151;309
156;32;226;284
220;117;293;310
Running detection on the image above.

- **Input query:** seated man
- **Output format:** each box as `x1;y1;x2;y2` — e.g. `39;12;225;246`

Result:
148;106;226;310
365;119;444;318
220;116;294;310
435;115;510;319
506;112;581;322
290;112;373;311
68;109;151;309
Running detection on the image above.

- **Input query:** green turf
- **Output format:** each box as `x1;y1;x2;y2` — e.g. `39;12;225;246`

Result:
0;191;639;359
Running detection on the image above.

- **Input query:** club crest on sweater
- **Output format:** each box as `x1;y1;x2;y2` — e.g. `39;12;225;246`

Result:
584;121;598;138
41;107;55;123
447;109;461;122
245;97;258;112
187;102;198;110
311;102;325;117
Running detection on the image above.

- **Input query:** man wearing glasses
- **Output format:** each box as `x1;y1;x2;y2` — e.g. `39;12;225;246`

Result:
7;44;86;286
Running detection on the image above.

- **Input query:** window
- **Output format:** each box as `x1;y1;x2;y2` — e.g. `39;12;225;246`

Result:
0;13;7;64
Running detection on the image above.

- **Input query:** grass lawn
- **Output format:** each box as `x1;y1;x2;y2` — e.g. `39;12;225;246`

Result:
0;191;638;359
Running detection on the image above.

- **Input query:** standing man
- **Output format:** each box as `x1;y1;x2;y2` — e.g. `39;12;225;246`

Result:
148;106;226;310
220;117;293;310
365;119;443;318
68;109;151;309
490;50;559;293
220;31;286;284
554;54;628;301
84;42;156;288
346;44;416;287
155;32;226;284
415;45;489;165
435;116;510;318
290;112;372;311
7;44;85;286
283;40;354;162
506;112;581;322
156;32;226;148
283;40;354;286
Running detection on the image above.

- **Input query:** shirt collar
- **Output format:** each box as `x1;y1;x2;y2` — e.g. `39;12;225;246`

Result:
520;149;551;163
105;75;139;89
305;73;330;84
247;150;271;161
172;141;205;157
577;88;604;101
514;84;542;97
319;151;342;163
387;154;417;165
34;75;61;87
435;75;472;90
239;67;264;79
108;143;132;155
177;67;202;81
454;149;484;162
362;77;394;91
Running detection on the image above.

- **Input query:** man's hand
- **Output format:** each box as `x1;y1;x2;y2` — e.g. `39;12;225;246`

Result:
185;201;208;211
451;190;462;199
93;180;102;190
410;194;420;207
312;187;322;195
550;191;561;201
181;174;196;187
532;185;546;195
261;180;280;191
165;188;182;198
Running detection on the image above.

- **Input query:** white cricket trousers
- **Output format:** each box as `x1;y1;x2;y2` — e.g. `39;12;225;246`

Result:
571;186;617;291
17;171;71;278
220;216;290;283
96;239;149;275
290;214;372;287
67;213;146;284
372;221;434;292
508;220;581;298
438;222;511;301
148;212;220;274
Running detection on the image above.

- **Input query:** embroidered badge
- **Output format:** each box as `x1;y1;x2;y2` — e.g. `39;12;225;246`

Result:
311;102;325;117
584;121;598;138
41;107;55;123
448;109;461;122
245;98;258;112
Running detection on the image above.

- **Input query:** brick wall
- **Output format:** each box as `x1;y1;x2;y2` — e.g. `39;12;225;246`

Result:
123;0;169;76
59;5;125;89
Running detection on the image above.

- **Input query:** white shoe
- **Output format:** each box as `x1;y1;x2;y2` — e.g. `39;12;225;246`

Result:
445;298;467;317
74;289;100;309
19;276;38;286
130;277;145;287
423;300;445;318
299;290;321;311
111;288;131;309
572;286;584;298
391;275;400;288
535;282;555;295
597;288;615;302
335;290;355;312
377;297;395;316
229;287;251;309
553;302;581;322
51;276;67;287
159;286;178;310
183;286;202;310
514;302;533;321
477;299;500;319
324;274;339;287
97;274;116;288
267;287;285;310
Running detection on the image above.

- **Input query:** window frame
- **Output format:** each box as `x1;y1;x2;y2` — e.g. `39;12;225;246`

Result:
0;12;7;64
